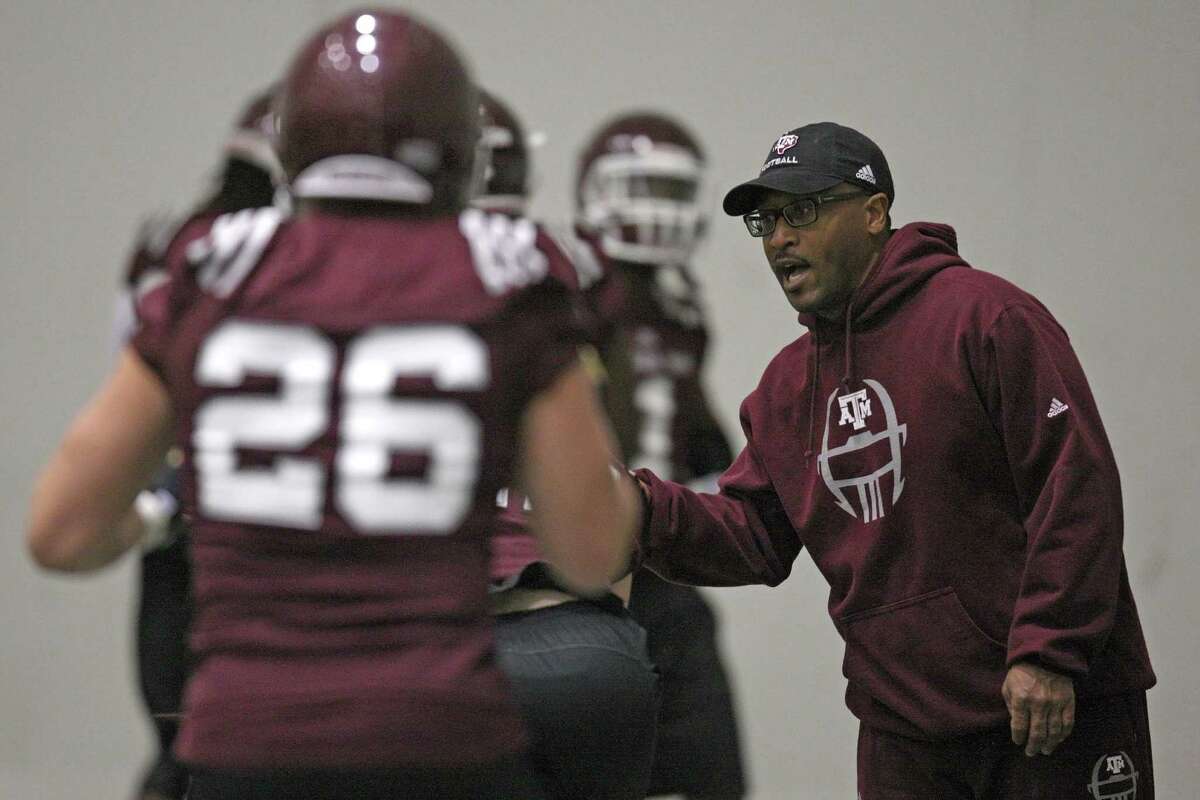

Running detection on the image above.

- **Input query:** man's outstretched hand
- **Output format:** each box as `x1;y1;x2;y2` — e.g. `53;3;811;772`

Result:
1002;661;1075;756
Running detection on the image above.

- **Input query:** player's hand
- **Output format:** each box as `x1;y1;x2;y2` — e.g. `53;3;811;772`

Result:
1002;661;1075;756
138;456;184;552
136;488;180;551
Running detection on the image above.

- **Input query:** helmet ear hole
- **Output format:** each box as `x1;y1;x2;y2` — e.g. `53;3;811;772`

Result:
575;112;708;265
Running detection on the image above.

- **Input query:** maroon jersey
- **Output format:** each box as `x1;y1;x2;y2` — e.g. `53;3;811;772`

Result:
131;206;585;769
113;211;215;350
484;226;631;583
486;251;732;584
548;224;626;346
617;262;732;484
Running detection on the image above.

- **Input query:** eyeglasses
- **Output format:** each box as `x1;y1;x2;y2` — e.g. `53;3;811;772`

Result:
742;191;865;237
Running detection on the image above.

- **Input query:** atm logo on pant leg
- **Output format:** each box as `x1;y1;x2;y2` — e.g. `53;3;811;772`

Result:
1088;751;1138;799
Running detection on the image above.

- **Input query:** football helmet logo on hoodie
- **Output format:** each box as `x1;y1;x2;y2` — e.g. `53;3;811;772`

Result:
818;379;907;522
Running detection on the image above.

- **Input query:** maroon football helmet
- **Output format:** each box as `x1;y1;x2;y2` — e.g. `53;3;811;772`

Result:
576;112;707;265
277;8;478;212
473;88;530;215
223;85;283;182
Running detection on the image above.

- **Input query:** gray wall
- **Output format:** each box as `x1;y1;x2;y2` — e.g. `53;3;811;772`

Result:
3;1;1197;797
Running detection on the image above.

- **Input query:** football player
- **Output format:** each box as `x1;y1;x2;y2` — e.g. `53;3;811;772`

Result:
476;89;660;800
28;10;639;800
576;112;749;800
115;84;281;800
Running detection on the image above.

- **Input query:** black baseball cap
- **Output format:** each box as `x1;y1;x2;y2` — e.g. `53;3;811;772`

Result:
722;122;894;216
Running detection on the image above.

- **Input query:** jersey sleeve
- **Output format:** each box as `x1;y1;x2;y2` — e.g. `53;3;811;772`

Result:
497;279;589;402
128;274;175;378
540;223;628;347
127;215;211;379
486;229;593;414
112;212;185;352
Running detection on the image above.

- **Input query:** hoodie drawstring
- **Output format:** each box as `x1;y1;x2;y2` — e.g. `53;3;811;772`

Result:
841;305;855;389
800;224;962;463
806;305;854;461
805;326;820;459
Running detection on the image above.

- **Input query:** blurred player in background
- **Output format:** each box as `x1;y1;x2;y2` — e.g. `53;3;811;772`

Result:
474;88;660;800
115;87;282;357
576;113;748;800
28;9;639;800
114;85;281;800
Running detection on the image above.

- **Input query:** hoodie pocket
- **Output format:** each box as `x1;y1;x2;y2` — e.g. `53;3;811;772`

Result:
838;587;1008;737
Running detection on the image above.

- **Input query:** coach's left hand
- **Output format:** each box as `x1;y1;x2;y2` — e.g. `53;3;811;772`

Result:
1002;661;1075;757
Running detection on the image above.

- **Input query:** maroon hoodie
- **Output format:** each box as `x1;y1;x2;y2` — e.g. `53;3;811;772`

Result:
637;222;1155;740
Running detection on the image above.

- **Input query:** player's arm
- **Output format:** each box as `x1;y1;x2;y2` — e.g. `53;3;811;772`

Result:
595;324;640;461
680;376;735;491
27;349;173;572
518;359;640;596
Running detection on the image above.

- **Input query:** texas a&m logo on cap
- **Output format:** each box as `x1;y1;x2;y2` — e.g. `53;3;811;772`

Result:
774;134;799;155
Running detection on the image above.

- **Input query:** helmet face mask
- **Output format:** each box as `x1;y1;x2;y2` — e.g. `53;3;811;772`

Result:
576;114;707;265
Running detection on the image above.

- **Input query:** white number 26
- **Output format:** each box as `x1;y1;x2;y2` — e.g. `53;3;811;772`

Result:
193;320;489;534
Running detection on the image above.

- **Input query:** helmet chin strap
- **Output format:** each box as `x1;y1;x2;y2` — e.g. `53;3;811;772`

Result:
291;155;434;203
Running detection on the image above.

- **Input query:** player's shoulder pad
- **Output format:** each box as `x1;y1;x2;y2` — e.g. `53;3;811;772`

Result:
540;221;607;291
459;208;577;298
135;208;190;261
184;205;286;298
122;207;192;290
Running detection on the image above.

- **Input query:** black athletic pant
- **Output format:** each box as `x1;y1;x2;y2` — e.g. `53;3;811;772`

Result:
857;691;1153;799
136;532;192;799
494;598;661;800
187;756;546;800
629;570;747;799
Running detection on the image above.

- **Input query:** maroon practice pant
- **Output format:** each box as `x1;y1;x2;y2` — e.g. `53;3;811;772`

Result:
857;692;1152;799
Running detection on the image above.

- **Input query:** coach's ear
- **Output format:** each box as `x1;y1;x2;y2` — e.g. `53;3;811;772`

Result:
864;192;890;235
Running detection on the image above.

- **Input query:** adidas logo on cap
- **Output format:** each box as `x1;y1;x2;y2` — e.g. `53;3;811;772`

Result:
855;164;876;184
